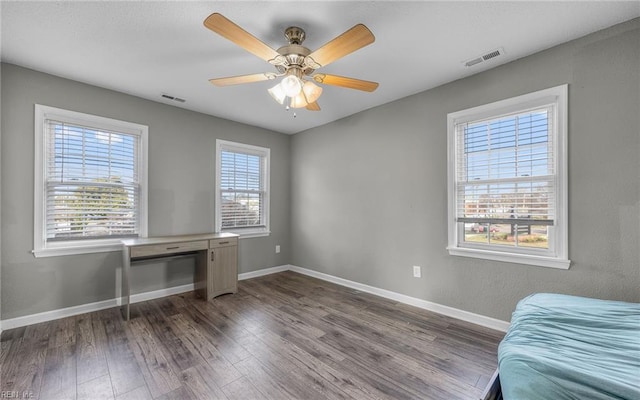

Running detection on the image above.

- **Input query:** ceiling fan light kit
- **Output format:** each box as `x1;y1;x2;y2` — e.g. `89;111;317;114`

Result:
269;78;323;109
204;12;378;112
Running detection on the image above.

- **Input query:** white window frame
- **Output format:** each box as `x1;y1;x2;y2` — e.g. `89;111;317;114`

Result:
447;85;570;269
34;105;148;257
215;139;270;238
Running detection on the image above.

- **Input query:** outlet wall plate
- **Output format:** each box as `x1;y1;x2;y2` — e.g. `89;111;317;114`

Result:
413;266;421;278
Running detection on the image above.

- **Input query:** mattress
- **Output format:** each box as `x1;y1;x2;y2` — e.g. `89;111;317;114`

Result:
498;293;640;400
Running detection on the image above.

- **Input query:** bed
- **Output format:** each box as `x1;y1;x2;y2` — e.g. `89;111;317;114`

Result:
485;293;640;400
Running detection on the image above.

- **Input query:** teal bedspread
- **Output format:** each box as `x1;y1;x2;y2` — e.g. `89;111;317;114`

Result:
498;293;640;400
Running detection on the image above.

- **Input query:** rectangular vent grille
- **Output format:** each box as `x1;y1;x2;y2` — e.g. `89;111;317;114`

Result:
161;94;186;103
464;47;505;68
483;50;502;61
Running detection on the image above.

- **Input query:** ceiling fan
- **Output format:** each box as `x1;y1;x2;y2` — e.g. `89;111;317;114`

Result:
203;13;379;111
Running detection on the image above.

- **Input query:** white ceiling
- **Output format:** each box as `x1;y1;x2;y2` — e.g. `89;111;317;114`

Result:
2;1;639;134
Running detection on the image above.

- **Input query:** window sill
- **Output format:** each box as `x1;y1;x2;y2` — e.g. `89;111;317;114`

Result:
447;246;571;269
33;241;123;258
222;229;270;239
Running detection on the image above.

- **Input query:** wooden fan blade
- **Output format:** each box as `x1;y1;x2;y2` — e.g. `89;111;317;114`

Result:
306;102;321;111
306;24;375;68
209;73;275;86
312;74;379;92
204;13;280;62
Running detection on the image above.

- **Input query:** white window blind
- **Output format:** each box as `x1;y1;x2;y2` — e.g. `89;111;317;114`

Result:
216;140;270;236
455;106;555;227
45;120;141;240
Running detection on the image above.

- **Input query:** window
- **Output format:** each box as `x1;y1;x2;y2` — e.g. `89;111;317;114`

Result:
215;140;270;238
447;85;569;269
34;105;148;257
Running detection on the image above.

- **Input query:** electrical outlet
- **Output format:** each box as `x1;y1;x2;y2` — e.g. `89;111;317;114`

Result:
275;245;281;254
413;266;422;278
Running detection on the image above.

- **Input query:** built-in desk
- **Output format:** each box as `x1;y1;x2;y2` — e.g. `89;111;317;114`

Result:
121;232;239;320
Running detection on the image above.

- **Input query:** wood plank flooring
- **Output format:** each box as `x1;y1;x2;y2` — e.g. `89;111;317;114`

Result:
1;271;504;400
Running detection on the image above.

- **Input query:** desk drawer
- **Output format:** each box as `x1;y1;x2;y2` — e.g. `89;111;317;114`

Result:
209;237;238;248
131;240;208;258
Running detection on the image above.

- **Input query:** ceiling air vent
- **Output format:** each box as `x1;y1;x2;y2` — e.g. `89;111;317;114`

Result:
464;47;505;68
161;93;186;103
464;57;483;67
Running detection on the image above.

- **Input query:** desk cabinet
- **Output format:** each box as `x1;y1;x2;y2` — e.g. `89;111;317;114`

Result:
206;237;238;299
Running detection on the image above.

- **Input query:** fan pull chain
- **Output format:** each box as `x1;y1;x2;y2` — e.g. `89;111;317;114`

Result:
284;102;296;118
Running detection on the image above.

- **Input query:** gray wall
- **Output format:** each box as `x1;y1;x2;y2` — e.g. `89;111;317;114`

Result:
1;64;291;320
291;19;640;321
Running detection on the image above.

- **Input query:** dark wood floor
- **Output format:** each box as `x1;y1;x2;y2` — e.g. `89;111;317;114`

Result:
1;271;503;400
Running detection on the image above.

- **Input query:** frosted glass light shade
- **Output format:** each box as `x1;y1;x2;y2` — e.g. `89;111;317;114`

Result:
290;92;308;108
281;75;303;97
302;81;323;104
268;83;286;105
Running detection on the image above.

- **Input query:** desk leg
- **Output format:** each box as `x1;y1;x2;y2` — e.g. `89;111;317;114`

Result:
121;246;131;321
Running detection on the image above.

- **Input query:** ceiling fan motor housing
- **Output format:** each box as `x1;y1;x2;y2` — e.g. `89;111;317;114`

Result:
272;26;320;75
275;43;314;75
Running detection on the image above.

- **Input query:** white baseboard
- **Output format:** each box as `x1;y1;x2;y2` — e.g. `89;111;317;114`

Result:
1;298;118;331
238;265;291;281
0;283;195;331
130;283;194;304
0;264;509;333
288;265;510;332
